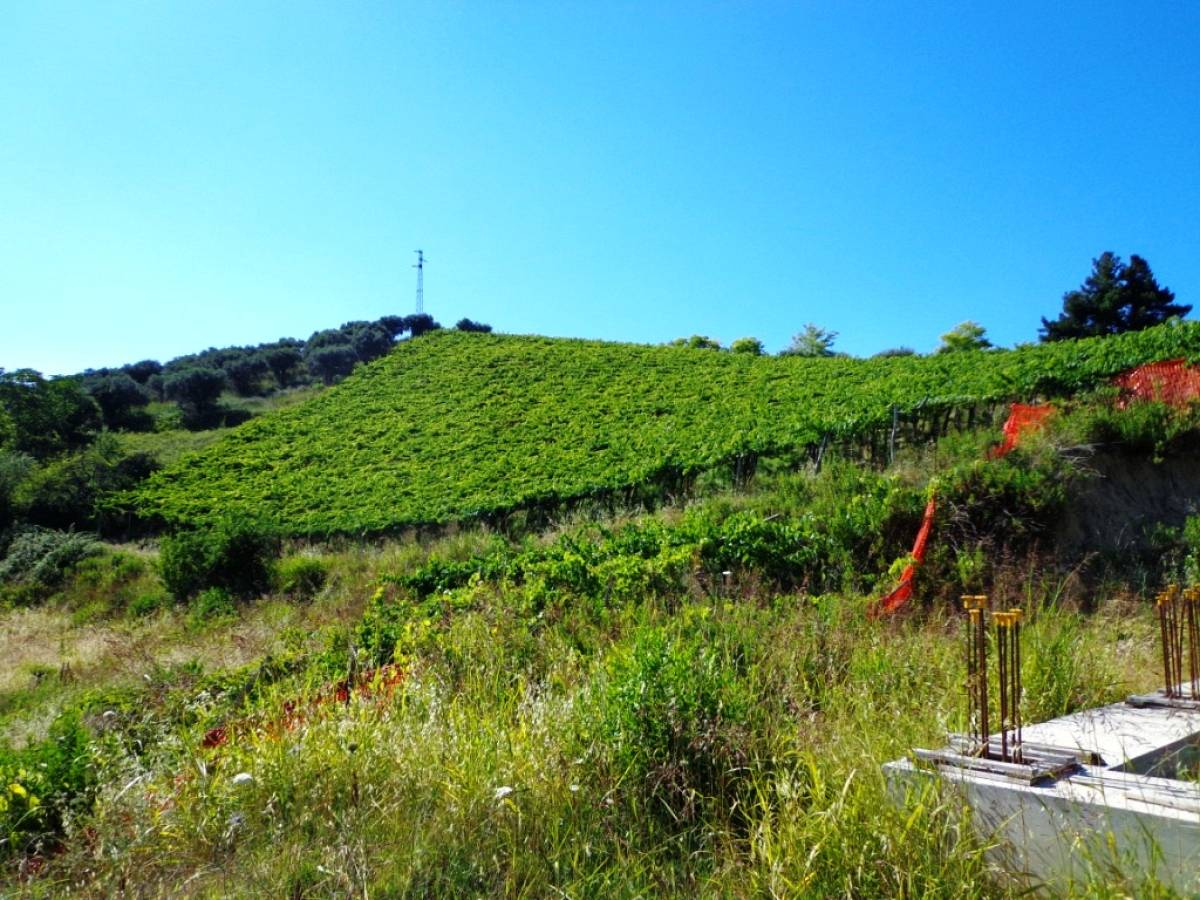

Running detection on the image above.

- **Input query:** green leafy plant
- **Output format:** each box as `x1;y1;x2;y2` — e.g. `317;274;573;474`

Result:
277;554;329;599
159;513;281;601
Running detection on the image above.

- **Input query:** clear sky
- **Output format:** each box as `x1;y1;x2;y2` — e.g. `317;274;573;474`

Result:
2;1;1197;375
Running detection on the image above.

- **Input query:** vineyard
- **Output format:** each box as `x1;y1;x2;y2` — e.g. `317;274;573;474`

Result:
130;322;1200;535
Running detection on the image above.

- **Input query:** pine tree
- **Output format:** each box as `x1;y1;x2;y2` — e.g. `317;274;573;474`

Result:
1040;252;1188;341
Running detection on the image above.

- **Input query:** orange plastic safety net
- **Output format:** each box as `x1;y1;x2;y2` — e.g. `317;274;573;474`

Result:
872;361;1200;618
990;403;1056;459
869;494;936;618
1112;359;1200;408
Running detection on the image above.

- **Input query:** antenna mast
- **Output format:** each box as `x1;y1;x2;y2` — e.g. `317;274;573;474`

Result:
413;249;425;315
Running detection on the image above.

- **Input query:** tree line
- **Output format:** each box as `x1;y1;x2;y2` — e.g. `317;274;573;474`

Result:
671;251;1187;359
50;313;494;434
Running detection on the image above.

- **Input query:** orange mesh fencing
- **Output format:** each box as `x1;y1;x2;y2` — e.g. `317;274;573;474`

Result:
990;402;1056;459
869;494;936;618
1112;359;1200;408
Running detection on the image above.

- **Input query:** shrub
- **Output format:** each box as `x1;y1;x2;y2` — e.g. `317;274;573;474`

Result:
277;554;328;599
16;435;159;533
729;336;764;355
159;513;281;601
188;586;236;625
0;526;101;603
580;621;754;825
128;588;171;617
1063;399;1200;460
0;711;96;858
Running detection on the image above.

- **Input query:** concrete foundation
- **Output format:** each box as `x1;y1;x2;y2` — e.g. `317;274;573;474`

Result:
885;692;1200;892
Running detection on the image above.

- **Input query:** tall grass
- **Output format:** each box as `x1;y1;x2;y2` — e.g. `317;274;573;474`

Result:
14;587;1165;897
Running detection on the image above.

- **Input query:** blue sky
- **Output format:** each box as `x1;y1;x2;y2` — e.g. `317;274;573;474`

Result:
2;1;1197;375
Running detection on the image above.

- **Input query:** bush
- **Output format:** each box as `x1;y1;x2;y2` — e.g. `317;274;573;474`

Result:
1063;399;1200;460
128;588;171;617
0;526;101;603
277;555;328;599
0;711;96;858
16;435;159;533
580;621;754;825
454;318;493;334
159;514;281;601
188;585;236;625
729;336;764;355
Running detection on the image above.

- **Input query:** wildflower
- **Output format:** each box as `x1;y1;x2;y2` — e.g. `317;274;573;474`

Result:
231;772;254;787
493;785;514;801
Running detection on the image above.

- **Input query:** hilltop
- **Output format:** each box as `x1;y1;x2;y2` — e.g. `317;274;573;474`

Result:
132;322;1200;535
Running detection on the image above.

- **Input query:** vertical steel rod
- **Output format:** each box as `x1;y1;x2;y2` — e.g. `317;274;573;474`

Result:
1012;609;1023;764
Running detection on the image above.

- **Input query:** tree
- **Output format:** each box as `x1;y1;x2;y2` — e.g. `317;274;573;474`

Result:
873;347;916;358
669;334;722;350
306;345;358;385
1040;252;1189;341
223;355;269;396
0;370;101;458
781;324;837;357
937;321;992;354
164;367;227;427
377;315;408;339
86;373;152;430
729;337;764;356
121;359;162;384
262;346;303;388
404;313;442;337
455;318;493;333
351;324;394;362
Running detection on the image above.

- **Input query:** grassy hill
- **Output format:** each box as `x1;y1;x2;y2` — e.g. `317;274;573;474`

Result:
131;322;1200;535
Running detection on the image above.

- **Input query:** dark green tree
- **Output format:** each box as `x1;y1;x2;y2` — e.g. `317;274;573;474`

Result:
163;367;227;427
223;354;269;396
351;324;394;361
0;370;101;458
121;359;162;384
1040;252;1189;341
262;346;303;388
306;345;358;385
455;318;493;333
404;313;441;337
377;315;408;339
85;373;152;430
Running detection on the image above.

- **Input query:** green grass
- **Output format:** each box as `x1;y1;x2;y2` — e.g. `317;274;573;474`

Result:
11;583;1167;896
6;397;1198;894
116;428;227;466
132;321;1200;536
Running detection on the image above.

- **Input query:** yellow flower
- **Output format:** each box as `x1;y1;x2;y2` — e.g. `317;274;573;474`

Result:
9;782;27;798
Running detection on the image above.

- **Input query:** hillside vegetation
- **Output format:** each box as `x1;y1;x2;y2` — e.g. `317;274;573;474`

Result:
6;347;1200;892
4;428;1186;895
132;321;1200;535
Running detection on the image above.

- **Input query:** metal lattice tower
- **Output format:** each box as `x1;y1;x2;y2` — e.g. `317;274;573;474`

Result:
413;249;425;315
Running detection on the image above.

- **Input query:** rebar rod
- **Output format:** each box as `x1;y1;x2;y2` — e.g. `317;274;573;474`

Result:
1160;589;1174;697
1012;609;1023;763
962;594;989;757
1186;587;1199;699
